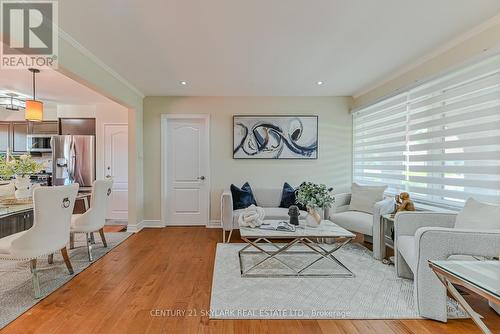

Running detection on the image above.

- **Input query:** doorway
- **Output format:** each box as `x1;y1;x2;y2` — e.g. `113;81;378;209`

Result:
103;123;129;220
161;115;210;226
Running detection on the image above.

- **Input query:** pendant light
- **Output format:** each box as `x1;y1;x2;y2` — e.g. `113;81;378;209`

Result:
25;68;43;122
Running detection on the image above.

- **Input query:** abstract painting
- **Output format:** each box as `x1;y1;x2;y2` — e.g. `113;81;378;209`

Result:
233;115;318;159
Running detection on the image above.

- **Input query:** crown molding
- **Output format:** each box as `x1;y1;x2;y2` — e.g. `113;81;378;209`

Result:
353;13;500;100
57;28;145;99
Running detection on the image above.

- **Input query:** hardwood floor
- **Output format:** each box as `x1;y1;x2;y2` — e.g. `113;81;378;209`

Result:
2;227;498;334
103;225;127;233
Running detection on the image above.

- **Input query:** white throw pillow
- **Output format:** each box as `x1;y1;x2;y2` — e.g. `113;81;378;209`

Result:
454;198;500;230
349;183;387;214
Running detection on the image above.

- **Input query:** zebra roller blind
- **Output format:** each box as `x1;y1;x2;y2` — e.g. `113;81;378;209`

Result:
353;53;500;208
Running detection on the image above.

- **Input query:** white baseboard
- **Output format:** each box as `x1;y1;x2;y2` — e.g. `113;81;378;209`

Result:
126;220;145;233
143;220;164;228
207;220;222;228
126;220;165;233
128;220;220;232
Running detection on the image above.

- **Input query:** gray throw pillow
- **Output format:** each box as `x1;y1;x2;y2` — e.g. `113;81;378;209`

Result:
454;198;500;230
349;183;387;214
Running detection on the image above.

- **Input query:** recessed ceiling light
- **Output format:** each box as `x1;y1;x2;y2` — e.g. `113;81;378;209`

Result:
317;81;324;85
180;81;187;85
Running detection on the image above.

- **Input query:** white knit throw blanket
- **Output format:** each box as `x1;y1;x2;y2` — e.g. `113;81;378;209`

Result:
238;204;265;228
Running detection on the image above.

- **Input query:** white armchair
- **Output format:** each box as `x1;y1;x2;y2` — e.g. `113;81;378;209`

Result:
70;179;113;261
0;184;79;298
331;192;394;260
395;211;500;322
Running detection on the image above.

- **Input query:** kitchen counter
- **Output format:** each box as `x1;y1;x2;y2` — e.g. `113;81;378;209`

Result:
0;204;33;219
0;203;34;238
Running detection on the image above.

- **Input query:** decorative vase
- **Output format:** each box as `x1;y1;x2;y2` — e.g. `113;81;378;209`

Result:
0;180;14;197
14;175;32;199
306;207;322;227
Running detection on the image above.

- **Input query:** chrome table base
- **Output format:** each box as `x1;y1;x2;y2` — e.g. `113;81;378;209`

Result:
239;236;355;278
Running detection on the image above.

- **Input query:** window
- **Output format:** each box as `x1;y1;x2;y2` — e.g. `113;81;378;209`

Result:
353;53;500;209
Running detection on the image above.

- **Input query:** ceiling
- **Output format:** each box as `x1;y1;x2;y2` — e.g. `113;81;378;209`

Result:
57;0;500;96
0;61;112;105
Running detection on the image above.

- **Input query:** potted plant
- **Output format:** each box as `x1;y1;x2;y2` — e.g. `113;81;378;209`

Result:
0;155;43;199
296;182;335;227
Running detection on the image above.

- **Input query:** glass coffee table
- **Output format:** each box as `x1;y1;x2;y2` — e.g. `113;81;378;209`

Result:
239;220;356;278
429;260;500;334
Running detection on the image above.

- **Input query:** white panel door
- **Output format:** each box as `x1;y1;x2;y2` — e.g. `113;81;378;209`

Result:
104;124;128;220
166;118;209;225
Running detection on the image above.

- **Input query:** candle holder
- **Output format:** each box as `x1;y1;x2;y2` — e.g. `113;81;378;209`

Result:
288;205;300;226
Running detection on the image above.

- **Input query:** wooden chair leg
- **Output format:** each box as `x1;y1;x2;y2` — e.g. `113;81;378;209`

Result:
48;253;54;264
60;247;74;275
99;228;107;248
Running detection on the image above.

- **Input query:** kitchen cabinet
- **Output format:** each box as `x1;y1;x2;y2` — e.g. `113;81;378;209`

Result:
0;121;58;154
0;209;33;238
59;118;96;135
0;122;10;152
11;122;28;153
29;121;58;134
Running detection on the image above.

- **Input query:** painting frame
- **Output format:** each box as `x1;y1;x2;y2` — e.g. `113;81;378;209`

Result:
232;115;319;160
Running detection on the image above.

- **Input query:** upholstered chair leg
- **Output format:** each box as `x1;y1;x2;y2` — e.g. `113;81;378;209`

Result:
99;228;107;248
30;259;41;299
227;230;233;243
60;247;74;274
90;232;96;244
86;233;94;261
48;254;54;264
222;230;226;243
70;232;75;249
395;250;413;279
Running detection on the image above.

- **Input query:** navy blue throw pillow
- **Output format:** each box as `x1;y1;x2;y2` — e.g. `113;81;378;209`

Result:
279;182;307;211
230;182;257;210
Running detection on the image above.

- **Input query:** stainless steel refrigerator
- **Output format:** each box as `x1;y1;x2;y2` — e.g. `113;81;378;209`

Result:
51;135;95;187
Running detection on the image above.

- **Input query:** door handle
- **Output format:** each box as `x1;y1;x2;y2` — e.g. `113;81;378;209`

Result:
197;176;205;180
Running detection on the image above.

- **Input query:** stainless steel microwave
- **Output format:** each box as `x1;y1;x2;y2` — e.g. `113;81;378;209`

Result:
27;134;53;152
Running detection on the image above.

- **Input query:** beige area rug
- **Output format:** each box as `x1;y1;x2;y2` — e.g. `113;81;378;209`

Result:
0;232;132;329
210;242;466;319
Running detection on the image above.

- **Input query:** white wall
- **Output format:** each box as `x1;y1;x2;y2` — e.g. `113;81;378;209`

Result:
57;31;144;227
143;96;353;221
57;104;96;118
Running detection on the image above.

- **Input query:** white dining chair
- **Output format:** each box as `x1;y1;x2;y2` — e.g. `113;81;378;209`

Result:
70;179;113;261
0;184;79;298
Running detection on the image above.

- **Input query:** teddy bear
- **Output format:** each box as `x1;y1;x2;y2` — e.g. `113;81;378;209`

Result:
395;192;416;213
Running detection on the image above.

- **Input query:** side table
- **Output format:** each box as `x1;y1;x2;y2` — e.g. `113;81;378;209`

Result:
380;213;395;264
